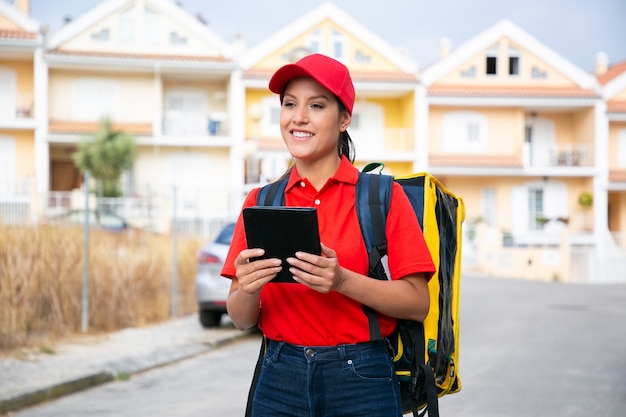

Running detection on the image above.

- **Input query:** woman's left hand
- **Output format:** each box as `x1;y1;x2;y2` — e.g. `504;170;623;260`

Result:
286;243;346;293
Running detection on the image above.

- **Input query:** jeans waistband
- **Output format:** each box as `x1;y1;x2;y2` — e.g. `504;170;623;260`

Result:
266;339;392;362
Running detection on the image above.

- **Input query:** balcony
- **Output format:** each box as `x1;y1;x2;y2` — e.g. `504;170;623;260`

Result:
0;93;35;128
162;114;229;138
524;142;593;168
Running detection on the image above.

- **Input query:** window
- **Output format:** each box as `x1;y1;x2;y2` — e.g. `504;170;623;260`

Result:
442;111;487;153
461;66;476;78
144;7;160;45
467;123;479;142
485;45;498;75
529;188;544;230
170;32;187;45
508;46;520;76
509;57;519;75
481;187;497;226
261;96;281;137
619;129;626;167
306;30;321;54
0;136;16;196
331;29;346;61
91;28;110;41
0;67;16;119
486;57;497;75
72;78;118;121
355;50;371;63
531;66;547;79
119;8;134;44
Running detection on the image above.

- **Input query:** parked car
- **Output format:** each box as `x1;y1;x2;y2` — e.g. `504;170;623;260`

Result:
195;222;234;328
52;209;131;232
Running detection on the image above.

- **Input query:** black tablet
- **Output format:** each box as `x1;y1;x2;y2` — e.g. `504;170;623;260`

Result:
243;206;321;283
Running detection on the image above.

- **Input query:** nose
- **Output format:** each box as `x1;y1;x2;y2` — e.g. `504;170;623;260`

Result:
292;106;308;124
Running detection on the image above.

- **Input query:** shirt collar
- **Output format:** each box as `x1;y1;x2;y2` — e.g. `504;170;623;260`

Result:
285;155;358;192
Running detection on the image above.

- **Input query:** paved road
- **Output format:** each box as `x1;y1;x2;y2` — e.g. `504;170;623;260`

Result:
8;276;626;417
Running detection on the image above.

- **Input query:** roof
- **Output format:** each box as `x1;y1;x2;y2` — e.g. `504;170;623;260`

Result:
597;60;626;85
46;0;233;59
428;85;600;98
421;19;600;93
46;49;230;63
49;121;153;136
0;28;37;40
243;2;416;74
429;154;522;168
243;68;418;83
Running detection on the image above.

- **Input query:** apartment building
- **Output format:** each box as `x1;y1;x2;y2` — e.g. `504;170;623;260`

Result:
0;0;42;223
1;0;624;282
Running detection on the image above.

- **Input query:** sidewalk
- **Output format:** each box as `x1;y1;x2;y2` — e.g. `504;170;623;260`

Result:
0;315;251;414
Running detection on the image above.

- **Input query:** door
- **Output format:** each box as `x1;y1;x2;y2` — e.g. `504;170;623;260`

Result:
0;67;16;119
526;118;555;167
164;91;207;136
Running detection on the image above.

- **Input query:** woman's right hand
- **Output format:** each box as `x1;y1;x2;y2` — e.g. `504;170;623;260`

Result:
234;248;282;294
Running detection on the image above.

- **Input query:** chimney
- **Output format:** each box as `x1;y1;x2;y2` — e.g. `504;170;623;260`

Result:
14;0;29;15
595;52;608;75
440;37;452;58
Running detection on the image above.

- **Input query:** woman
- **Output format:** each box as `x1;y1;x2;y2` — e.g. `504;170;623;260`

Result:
221;53;435;417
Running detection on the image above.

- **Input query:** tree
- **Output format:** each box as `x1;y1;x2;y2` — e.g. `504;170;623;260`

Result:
73;118;136;197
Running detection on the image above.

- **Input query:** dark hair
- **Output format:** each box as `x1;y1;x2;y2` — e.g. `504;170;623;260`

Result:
337;100;355;163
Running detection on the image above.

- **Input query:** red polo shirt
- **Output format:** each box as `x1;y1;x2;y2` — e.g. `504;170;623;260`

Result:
221;156;435;346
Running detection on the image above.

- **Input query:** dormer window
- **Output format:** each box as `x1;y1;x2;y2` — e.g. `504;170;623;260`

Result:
91;28;110;42
170;32;187;45
119;8;134;44
306;30;321;54
508;46;520;76
331;29;347;61
485;47;498;75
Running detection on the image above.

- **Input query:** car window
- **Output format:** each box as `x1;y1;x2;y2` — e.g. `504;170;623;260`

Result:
67;210;97;225
99;213;127;230
214;223;234;245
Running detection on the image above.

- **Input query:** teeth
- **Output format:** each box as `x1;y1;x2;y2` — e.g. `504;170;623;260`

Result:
293;131;313;138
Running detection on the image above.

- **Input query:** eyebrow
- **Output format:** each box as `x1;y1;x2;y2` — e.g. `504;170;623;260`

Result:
283;92;330;102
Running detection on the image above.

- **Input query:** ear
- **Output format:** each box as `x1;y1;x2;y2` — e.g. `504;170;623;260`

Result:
339;112;351;132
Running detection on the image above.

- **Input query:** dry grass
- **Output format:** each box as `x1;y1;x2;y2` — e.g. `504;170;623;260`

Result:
0;225;203;352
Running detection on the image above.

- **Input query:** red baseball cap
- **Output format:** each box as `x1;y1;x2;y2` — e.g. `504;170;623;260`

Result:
269;54;355;115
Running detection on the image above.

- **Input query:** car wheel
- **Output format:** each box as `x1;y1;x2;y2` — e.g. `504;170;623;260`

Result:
199;310;222;328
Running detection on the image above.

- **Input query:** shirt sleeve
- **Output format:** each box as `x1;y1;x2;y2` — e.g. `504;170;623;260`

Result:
385;181;436;281
220;188;260;279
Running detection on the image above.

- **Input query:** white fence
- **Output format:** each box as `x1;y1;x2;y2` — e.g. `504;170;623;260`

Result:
1;189;232;241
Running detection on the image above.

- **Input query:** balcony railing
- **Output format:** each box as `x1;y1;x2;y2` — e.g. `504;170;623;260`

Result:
163;115;229;137
524;142;593;168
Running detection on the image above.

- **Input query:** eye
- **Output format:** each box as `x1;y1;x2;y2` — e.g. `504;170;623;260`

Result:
282;101;296;108
310;102;325;110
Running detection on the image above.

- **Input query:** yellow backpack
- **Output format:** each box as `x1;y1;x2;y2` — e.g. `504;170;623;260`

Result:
357;166;464;416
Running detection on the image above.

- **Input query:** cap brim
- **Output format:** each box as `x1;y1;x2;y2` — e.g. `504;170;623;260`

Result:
269;64;315;95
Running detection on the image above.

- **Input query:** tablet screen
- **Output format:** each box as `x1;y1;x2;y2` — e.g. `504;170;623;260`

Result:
243;206;321;283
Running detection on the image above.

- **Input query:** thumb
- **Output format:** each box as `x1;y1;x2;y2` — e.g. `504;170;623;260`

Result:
320;242;337;258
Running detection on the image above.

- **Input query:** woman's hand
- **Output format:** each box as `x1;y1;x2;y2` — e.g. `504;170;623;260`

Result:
286;243;346;293
234;248;282;294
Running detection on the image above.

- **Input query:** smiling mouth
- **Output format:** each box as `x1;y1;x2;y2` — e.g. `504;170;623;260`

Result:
292;130;314;139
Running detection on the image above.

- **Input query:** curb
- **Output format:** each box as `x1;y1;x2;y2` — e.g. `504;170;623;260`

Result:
0;329;252;415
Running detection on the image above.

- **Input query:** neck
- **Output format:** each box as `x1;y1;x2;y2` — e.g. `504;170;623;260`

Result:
294;155;342;190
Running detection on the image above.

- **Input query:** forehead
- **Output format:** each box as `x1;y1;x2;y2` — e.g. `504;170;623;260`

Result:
283;77;334;99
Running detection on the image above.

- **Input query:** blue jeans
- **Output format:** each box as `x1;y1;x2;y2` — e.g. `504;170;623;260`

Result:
251;339;402;417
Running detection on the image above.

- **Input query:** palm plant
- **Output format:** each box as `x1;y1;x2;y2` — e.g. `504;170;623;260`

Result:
72;118;136;197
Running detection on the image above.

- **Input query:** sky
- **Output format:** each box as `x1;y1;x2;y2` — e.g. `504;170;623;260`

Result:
25;0;626;72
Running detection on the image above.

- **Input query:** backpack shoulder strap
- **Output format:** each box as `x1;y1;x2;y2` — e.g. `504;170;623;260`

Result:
356;171;393;279
355;171;393;341
256;177;288;206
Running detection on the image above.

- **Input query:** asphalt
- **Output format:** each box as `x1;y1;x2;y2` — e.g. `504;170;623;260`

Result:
0;315;252;415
